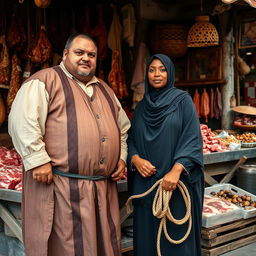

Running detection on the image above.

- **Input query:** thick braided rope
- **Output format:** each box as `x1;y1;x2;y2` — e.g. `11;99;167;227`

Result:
125;178;191;256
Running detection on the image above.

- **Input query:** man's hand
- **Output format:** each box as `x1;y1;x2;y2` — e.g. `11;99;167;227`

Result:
111;159;126;181
32;162;53;184
131;155;156;178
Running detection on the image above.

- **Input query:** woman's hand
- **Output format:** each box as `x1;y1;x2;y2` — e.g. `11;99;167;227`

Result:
131;155;156;178
162;163;184;191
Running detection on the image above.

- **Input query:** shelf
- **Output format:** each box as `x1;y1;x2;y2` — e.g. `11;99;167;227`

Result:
0;84;9;89
203;147;256;165
175;80;226;87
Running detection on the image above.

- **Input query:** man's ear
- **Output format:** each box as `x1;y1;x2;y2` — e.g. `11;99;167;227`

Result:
63;49;68;60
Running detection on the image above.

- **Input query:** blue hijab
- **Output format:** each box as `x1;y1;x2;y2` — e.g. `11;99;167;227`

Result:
128;54;203;183
141;54;187;128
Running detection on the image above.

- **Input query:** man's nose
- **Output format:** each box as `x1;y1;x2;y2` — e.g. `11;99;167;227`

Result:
82;54;89;61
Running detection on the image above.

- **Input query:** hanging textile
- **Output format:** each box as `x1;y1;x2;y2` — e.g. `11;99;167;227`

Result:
107;5;128;100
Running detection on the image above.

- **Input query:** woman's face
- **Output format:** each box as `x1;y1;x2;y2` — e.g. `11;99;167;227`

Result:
148;58;168;90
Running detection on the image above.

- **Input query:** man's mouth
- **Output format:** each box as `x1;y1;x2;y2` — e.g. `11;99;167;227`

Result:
79;63;90;68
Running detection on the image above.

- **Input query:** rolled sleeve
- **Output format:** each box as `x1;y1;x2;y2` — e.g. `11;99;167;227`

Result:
8;79;51;171
23;150;51;171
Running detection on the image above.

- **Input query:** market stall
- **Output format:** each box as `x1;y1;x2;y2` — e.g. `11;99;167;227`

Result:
0;0;256;256
0;145;255;255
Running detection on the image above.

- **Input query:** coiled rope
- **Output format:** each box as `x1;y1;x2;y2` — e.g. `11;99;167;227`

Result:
125;178;192;256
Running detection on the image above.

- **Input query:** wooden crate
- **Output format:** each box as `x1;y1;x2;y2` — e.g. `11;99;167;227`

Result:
201;216;256;256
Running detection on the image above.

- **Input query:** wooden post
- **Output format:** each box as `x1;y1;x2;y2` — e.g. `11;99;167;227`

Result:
221;26;235;129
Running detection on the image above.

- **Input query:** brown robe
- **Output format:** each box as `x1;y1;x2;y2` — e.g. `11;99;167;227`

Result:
22;66;121;256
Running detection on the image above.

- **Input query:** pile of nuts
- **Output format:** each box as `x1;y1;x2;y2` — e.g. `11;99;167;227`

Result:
235;133;256;143
210;189;256;208
218;136;240;146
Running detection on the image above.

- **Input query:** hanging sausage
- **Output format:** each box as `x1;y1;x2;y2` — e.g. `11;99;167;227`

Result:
209;88;215;119
200;88;210;122
0;35;11;85
6;13;26;51
214;87;222;120
7;53;22;111
193;89;201;118
30;25;52;64
0;92;6;126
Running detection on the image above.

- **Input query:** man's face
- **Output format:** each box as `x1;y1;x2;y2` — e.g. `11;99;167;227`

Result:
63;36;97;82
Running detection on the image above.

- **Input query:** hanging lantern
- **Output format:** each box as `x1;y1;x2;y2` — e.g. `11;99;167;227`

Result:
34;0;51;8
187;16;219;47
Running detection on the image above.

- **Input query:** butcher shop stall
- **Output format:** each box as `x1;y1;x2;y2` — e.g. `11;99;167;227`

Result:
1;0;256;256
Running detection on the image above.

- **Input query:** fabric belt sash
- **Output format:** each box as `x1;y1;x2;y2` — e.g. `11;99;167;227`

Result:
53;169;110;180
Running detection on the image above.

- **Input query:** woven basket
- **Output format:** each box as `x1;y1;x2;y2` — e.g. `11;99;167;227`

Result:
150;24;188;58
187;16;219;47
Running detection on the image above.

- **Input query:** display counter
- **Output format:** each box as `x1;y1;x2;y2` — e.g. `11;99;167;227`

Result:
0;148;255;255
203;148;256;165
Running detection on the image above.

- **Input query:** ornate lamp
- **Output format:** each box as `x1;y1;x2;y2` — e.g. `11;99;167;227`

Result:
187;15;219;47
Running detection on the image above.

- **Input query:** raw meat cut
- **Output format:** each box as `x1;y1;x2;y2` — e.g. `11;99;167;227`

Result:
203;194;239;217
0;147;22;190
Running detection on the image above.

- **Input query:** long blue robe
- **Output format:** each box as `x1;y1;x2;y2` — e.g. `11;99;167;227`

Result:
128;54;204;256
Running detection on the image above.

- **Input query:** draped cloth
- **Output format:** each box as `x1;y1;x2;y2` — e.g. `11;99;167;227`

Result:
128;54;204;256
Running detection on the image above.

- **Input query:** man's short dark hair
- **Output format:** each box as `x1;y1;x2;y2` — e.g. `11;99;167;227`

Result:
64;33;98;50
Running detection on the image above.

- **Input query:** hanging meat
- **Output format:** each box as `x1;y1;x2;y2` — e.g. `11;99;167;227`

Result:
6;13;26;51
209;88;215;119
0;36;11;85
200;88;210;123
0;92;6;127
107;5;128;99
108;51;119;96
22;60;33;82
121;4;136;47
90;4;108;60
7;53;23;111
193;89;201;118
214;87;222;120
22;18;34;81
90;4;108;80
80;6;92;34
30;26;52;64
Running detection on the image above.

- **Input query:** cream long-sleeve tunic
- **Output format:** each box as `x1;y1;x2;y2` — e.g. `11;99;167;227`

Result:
8;63;130;256
9;62;130;171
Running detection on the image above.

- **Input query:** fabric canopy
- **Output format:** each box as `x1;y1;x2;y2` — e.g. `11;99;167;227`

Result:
221;0;256;8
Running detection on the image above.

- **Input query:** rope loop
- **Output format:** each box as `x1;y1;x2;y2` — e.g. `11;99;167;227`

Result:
125;178;192;256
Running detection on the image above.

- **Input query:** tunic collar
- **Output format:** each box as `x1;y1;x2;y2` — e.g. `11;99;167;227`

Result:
59;62;99;87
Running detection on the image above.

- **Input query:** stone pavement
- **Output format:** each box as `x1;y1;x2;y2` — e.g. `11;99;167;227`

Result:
221;242;256;256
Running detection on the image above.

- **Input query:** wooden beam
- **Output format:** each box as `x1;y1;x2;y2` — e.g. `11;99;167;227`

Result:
0;203;22;243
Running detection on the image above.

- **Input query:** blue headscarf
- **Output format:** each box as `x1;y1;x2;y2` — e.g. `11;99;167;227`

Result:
128;54;203;183
138;53;188;131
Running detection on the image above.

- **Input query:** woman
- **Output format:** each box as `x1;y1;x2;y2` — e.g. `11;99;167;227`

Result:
128;54;204;256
